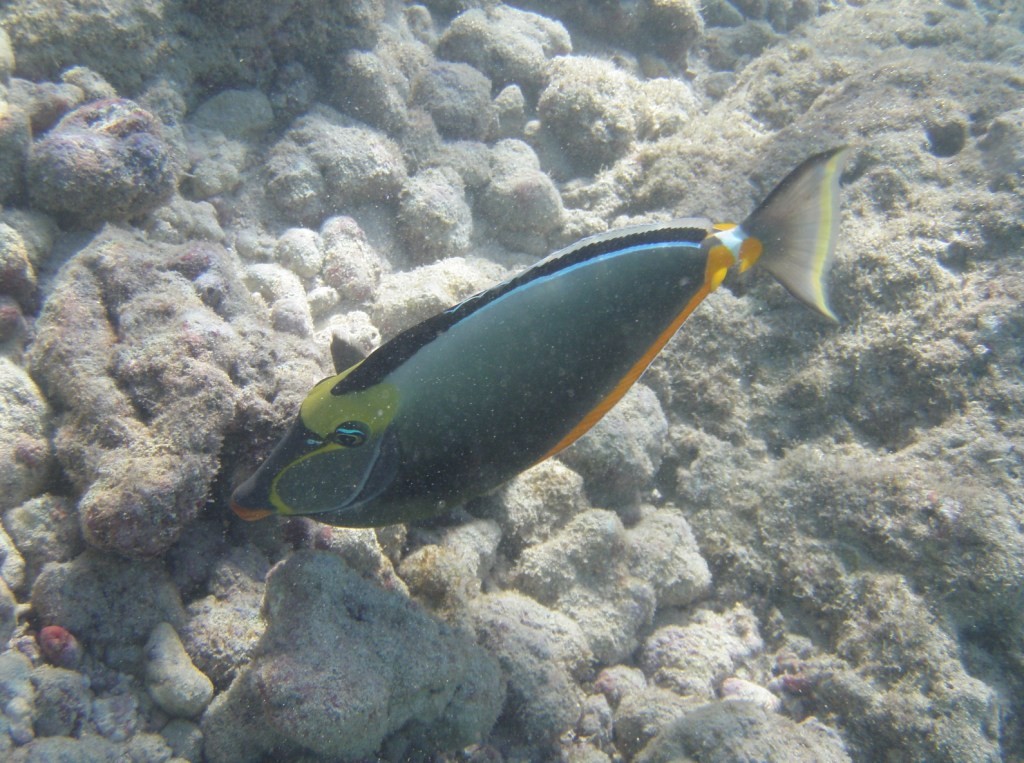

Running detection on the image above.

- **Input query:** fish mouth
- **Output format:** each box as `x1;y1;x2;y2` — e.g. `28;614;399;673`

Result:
228;416;317;522
228;494;274;521
229;463;277;521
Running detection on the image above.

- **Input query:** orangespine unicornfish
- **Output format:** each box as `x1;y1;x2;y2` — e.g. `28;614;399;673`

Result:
230;147;851;527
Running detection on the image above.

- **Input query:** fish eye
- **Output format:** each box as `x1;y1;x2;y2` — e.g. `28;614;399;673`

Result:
331;420;369;447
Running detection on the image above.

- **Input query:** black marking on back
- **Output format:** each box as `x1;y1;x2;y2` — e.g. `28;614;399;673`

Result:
332;223;711;395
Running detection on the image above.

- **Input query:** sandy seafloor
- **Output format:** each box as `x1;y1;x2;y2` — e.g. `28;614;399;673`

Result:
0;0;1023;761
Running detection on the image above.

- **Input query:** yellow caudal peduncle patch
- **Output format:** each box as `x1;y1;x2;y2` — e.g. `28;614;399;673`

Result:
738;236;763;273
704;243;735;291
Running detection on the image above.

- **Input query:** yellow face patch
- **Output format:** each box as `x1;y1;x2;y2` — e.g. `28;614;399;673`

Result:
263;379;401;515
300;377;400;440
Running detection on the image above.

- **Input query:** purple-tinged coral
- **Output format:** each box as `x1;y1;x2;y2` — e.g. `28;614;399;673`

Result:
27;98;178;226
26;226;318;558
37;625;82;670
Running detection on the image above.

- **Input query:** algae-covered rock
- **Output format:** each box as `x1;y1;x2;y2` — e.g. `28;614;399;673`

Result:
560;382;668;508
3;495;83;589
636;700;851;763
0;651;35;751
438;5;571;96
31;551;185;670
189;89;273;141
265;106;407;225
27;98;178;226
397;166;474;264
481;458;587;554
0;0;172;92
538;56;647;173
512;508;657;663
181;544;268;689
202;550;502;762
0;102;30;204
145;622;214;718
469;591;591;748
0;357;51;513
30;664;92;738
26;226;318;558
640;606;764;699
480;139;565;254
411;61;494;141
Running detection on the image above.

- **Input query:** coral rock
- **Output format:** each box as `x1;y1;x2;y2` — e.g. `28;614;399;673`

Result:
145;622;214;718
538;56;646;173
265;107;407;225
640;606;764;699
201;550;502;762
190;89;273;141
469;591;591;746
397;166;474;264
27;226;317;558
30;664;92;737
635;701;851;763
32;551;185;671
320;216;387;304
412;61;494;141
512;509;657;663
0;103;30;204
27;98;178;226
438;6;572;96
480;139;564;254
560;383;668;507
0;357;51;514
181;545;268;689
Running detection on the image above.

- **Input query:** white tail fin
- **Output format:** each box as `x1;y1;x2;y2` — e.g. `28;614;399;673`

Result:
743;147;851;321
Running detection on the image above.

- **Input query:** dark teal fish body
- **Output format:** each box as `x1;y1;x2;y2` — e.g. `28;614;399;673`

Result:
231;148;850;527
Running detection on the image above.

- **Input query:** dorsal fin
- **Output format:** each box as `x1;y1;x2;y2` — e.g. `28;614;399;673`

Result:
330;334;368;374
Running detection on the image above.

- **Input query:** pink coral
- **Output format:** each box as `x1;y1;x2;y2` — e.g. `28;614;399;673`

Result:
38;624;83;669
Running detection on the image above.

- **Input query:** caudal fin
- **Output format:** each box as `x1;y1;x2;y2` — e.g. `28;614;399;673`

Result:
742;147;851;321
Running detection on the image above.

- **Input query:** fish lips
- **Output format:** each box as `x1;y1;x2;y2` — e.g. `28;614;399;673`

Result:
229;416;318;521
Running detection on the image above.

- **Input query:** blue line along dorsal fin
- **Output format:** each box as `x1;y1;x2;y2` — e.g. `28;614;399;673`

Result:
332;220;714;396
742;147;851;322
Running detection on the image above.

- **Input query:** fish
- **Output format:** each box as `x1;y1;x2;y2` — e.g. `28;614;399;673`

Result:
230;147;851;527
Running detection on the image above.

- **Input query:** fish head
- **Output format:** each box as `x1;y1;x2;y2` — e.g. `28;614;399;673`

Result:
230;377;400;521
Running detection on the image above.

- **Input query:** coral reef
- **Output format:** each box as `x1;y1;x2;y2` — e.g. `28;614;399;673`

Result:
26;226;319;557
0;0;1021;761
